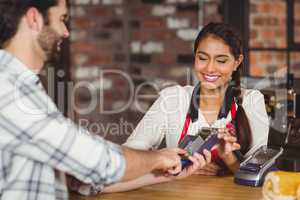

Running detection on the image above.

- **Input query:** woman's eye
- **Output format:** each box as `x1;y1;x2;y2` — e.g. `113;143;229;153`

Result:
217;60;227;64
199;57;207;61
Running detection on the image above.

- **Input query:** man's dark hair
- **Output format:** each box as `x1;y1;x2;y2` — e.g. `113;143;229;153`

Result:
0;0;58;48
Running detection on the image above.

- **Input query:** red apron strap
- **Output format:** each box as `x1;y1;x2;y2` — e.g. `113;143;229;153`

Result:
178;114;191;144
226;102;237;129
231;102;237;120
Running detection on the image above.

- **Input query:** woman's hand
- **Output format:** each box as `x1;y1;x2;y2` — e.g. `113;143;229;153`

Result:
194;163;221;176
217;128;241;172
217;128;241;159
193;149;221;176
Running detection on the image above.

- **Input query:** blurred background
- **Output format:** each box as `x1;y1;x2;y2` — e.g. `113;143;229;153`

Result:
44;0;300;144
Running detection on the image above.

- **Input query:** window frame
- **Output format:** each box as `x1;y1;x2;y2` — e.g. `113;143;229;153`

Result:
222;0;300;80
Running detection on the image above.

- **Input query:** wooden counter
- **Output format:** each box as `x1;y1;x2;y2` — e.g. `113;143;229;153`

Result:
70;175;264;200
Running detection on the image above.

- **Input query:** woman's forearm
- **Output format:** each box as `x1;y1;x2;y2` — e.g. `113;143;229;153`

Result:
103;173;170;193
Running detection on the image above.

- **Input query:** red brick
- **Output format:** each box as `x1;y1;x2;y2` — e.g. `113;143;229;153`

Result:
152;53;176;65
260;2;272;13
89;7;115;17
250;41;264;48
262;30;275;39
260;53;270;62
131;30;176;41
87;54;113;65
266;18;279;26
141;18;166;29
250;30;257;40
151;30;176;40
253;17;265;26
250;66;264;77
275;29;285;38
273;2;286;15
130;5;152;18
72;18;96;29
276;53;286;61
71;42;98;54
250;3;257;13
166;40;193;54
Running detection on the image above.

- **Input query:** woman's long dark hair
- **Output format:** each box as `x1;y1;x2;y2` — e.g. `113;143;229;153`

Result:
194;22;252;154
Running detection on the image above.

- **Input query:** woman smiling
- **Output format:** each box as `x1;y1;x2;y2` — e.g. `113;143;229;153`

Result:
75;22;270;195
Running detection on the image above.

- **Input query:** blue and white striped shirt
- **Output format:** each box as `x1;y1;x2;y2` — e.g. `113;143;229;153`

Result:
0;50;125;200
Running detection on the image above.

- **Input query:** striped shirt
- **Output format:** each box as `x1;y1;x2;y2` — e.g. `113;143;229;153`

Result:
0;50;125;200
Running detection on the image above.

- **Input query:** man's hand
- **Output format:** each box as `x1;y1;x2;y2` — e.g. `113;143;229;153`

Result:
121;147;184;181
155;148;186;175
165;149;210;180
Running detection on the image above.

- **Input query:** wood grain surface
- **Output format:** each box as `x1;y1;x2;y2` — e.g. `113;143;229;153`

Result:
70;175;264;200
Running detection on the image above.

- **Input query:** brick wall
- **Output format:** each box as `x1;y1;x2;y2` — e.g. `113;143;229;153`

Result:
291;1;300;83
295;1;300;43
68;0;299;143
291;1;300;78
249;0;287;78
250;0;286;48
250;51;287;77
69;0;222;143
249;0;300;79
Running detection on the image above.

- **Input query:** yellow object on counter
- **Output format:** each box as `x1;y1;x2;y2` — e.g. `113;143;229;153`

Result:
263;171;300;200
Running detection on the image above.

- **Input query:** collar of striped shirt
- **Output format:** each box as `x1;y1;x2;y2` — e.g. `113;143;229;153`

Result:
0;50;40;86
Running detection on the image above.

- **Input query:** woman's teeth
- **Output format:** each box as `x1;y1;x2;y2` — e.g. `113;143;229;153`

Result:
203;74;219;82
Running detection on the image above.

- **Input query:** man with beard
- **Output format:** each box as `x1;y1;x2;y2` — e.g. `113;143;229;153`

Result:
0;1;197;199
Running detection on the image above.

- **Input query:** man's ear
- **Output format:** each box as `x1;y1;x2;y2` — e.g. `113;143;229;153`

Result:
234;54;244;71
25;7;44;34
